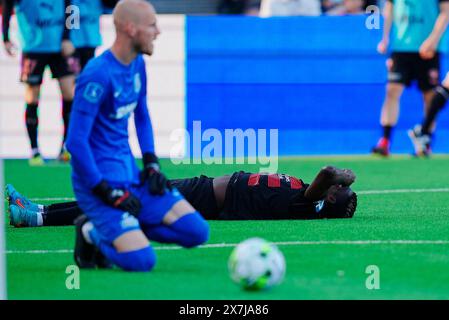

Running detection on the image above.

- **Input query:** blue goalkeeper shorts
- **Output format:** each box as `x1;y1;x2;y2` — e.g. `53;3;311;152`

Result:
73;179;185;244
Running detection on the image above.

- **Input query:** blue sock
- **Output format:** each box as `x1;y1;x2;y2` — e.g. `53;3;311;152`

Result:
144;212;209;248
97;242;156;272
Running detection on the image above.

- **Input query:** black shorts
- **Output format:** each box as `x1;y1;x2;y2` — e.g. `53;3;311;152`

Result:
170;175;220;220
20;52;73;85
67;47;96;75
387;52;440;91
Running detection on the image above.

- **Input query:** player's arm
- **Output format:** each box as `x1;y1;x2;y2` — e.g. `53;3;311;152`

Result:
2;0;17;56
377;0;393;54
61;0;75;57
66;74;106;189
420;0;449;59
304;166;356;201
134;61;171;195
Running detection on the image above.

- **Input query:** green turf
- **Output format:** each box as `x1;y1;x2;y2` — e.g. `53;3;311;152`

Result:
3;156;449;299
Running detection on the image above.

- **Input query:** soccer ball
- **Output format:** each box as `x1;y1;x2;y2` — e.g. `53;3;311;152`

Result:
228;237;286;290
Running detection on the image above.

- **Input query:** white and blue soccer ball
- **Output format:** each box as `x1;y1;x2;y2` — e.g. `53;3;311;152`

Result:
228;237;286;290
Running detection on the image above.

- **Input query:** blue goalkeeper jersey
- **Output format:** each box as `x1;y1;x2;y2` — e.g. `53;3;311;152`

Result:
69;0;103;48
66;50;155;189
14;0;66;53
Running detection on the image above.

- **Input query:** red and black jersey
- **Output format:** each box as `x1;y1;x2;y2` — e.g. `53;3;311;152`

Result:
220;171;320;220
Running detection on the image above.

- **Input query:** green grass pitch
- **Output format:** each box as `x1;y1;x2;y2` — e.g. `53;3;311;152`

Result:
3;156;449;299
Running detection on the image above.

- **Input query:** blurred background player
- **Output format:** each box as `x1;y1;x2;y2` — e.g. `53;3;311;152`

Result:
66;0;209;271
259;0;322;17
372;0;449;157
67;0;119;75
325;0;367;15
6;166;358;227
408;73;449;156
2;0;76;164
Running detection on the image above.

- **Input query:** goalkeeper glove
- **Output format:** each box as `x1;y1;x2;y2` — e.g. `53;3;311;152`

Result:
140;152;172;195
92;180;142;216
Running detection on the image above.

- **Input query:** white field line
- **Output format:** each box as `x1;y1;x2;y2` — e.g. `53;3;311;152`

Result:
25;188;449;202
5;240;449;254
357;188;449;195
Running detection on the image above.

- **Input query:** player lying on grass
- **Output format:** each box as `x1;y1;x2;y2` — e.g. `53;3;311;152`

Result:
7;166;358;227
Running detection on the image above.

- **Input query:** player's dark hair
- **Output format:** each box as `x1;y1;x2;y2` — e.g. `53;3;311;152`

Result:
321;187;357;219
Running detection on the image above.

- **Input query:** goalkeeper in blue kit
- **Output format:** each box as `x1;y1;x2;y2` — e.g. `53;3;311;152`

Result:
65;0;209;271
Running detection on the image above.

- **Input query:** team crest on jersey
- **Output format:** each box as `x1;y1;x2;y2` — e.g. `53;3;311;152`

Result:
134;73;141;93
83;82;104;103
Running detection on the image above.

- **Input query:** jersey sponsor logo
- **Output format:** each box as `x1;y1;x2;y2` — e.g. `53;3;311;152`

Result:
110;101;138;119
83;82;104;103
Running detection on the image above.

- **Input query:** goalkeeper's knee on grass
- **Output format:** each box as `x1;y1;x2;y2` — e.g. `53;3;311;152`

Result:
144;213;210;248
172;213;210;248
99;244;157;272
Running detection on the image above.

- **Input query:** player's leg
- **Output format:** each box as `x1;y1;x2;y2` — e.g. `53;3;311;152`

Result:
73;185;156;271
373;82;405;156
170;175;224;220
6;184;81;227
373;53;407;156
24;85;42;165
75;215;156;271
143;200;209;248
20;53;46;165
423;80;449;134
136;187;209;248
408;55;441;156
9;201;81;228
51;53;75;161
42;202;82;226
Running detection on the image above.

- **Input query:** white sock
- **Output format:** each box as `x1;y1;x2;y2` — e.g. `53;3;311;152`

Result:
37;204;44;214
81;221;94;244
36;212;43;226
31;148;39;157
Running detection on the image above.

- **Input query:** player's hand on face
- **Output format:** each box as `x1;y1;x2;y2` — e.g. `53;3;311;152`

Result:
93;180;142;216
377;39;389;55
3;40;17;56
61;40;76;57
419;38;437;60
325;185;339;204
140;153;172;195
335;168;356;187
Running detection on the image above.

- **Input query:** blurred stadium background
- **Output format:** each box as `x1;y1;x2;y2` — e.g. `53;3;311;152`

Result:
1;0;448;159
2;0;449;300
